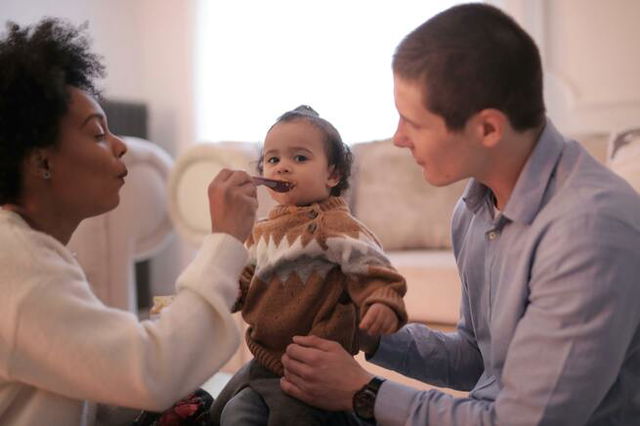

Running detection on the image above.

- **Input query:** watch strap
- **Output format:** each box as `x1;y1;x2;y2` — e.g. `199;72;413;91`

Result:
366;376;385;393
353;376;386;421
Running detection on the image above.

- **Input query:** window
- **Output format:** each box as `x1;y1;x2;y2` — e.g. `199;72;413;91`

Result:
195;0;470;144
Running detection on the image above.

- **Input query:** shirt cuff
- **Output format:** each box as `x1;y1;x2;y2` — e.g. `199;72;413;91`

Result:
374;380;418;425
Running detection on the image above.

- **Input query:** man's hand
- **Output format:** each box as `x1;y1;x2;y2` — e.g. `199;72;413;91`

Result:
280;335;373;411
359;303;398;335
208;169;257;242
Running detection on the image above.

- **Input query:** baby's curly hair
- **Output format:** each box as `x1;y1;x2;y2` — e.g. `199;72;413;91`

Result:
257;105;353;196
0;18;105;204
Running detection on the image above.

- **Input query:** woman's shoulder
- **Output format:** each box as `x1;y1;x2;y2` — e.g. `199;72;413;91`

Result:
0;210;39;262
0;210;82;283
0;211;85;331
1;210;70;255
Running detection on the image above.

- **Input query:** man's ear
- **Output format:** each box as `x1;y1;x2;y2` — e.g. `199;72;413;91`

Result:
326;165;341;188
471;109;508;149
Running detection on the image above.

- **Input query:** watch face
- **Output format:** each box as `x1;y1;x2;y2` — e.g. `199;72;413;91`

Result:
353;388;376;419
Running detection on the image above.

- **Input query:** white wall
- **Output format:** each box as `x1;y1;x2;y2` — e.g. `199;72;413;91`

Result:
495;0;640;135
545;0;640;134
6;0;636;148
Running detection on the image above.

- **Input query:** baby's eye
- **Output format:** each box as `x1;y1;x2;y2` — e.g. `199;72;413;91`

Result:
94;133;106;142
293;154;308;162
266;156;279;164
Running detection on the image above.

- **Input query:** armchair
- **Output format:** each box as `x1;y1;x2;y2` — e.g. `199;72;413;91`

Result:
67;136;175;313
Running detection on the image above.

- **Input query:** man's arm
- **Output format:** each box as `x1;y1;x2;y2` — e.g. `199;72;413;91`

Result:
282;213;640;425
368;321;483;391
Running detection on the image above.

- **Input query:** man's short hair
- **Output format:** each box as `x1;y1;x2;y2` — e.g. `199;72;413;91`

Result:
393;3;545;131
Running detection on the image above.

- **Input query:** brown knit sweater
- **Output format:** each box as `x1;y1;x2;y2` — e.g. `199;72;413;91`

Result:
234;197;407;376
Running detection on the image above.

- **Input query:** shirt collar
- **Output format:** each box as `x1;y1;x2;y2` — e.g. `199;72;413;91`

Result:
462;119;565;224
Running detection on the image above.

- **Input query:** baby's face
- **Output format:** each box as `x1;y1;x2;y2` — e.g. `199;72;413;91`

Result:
261;120;339;206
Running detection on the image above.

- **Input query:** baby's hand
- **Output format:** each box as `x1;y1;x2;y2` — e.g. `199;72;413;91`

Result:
359;303;398;335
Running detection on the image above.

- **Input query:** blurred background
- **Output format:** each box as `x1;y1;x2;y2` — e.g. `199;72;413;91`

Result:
2;0;638;304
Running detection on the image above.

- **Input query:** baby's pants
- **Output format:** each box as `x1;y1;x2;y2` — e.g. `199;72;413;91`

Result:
210;359;356;426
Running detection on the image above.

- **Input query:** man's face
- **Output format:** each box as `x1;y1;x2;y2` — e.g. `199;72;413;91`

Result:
392;75;480;187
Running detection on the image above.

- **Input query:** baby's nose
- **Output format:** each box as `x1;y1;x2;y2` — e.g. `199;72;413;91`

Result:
275;164;291;174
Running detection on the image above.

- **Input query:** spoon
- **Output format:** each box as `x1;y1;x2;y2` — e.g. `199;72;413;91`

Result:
252;176;294;192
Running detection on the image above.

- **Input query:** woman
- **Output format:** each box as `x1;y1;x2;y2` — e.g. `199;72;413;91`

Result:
0;18;257;425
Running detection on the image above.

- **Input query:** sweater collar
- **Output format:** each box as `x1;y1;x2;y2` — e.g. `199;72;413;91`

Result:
268;196;348;219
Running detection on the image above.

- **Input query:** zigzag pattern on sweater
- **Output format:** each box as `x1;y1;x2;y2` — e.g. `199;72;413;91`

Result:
249;232;392;284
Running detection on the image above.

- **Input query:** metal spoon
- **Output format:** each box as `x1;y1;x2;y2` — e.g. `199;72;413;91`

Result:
252;176;293;192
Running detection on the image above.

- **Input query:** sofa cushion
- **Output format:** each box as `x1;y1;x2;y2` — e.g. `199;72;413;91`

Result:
387;249;461;325
350;139;467;250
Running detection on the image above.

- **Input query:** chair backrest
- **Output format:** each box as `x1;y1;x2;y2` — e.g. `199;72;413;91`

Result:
67;136;174;312
168;141;276;246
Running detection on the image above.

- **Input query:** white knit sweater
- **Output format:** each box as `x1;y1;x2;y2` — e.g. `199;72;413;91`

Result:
0;209;245;425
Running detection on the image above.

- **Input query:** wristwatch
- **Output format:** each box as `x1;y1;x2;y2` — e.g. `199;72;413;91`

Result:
353;376;386;422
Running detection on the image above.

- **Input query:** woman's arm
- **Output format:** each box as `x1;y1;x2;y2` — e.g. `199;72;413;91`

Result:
8;233;245;412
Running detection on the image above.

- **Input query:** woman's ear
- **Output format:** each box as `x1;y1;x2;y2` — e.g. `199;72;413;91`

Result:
27;149;52;179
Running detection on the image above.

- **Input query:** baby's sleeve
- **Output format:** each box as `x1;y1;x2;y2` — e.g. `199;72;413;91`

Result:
323;217;408;328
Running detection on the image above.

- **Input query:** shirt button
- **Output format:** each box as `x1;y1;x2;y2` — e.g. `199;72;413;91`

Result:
308;222;317;233
487;231;498;240
308;210;318;219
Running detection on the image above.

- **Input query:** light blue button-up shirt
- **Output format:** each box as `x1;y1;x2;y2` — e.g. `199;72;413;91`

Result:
370;121;640;425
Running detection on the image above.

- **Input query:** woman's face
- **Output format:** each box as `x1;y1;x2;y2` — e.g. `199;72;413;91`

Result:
45;87;128;220
261;120;339;206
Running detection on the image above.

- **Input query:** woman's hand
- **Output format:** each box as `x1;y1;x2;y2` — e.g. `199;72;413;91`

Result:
359;303;398;335
281;335;373;411
208;169;258;242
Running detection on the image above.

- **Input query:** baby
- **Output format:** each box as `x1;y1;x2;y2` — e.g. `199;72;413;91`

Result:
210;105;407;426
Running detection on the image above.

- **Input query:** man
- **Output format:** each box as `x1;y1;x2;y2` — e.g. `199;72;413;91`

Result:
280;4;640;425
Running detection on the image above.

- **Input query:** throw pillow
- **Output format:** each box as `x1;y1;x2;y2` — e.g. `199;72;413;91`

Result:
350;139;467;250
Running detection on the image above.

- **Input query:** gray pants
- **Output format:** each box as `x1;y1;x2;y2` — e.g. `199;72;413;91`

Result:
220;387;268;426
210;359;361;426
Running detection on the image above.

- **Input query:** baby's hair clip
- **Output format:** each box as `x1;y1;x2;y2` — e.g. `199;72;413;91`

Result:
293;105;319;116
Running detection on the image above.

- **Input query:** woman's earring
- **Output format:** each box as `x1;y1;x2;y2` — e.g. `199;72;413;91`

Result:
42;170;51;179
